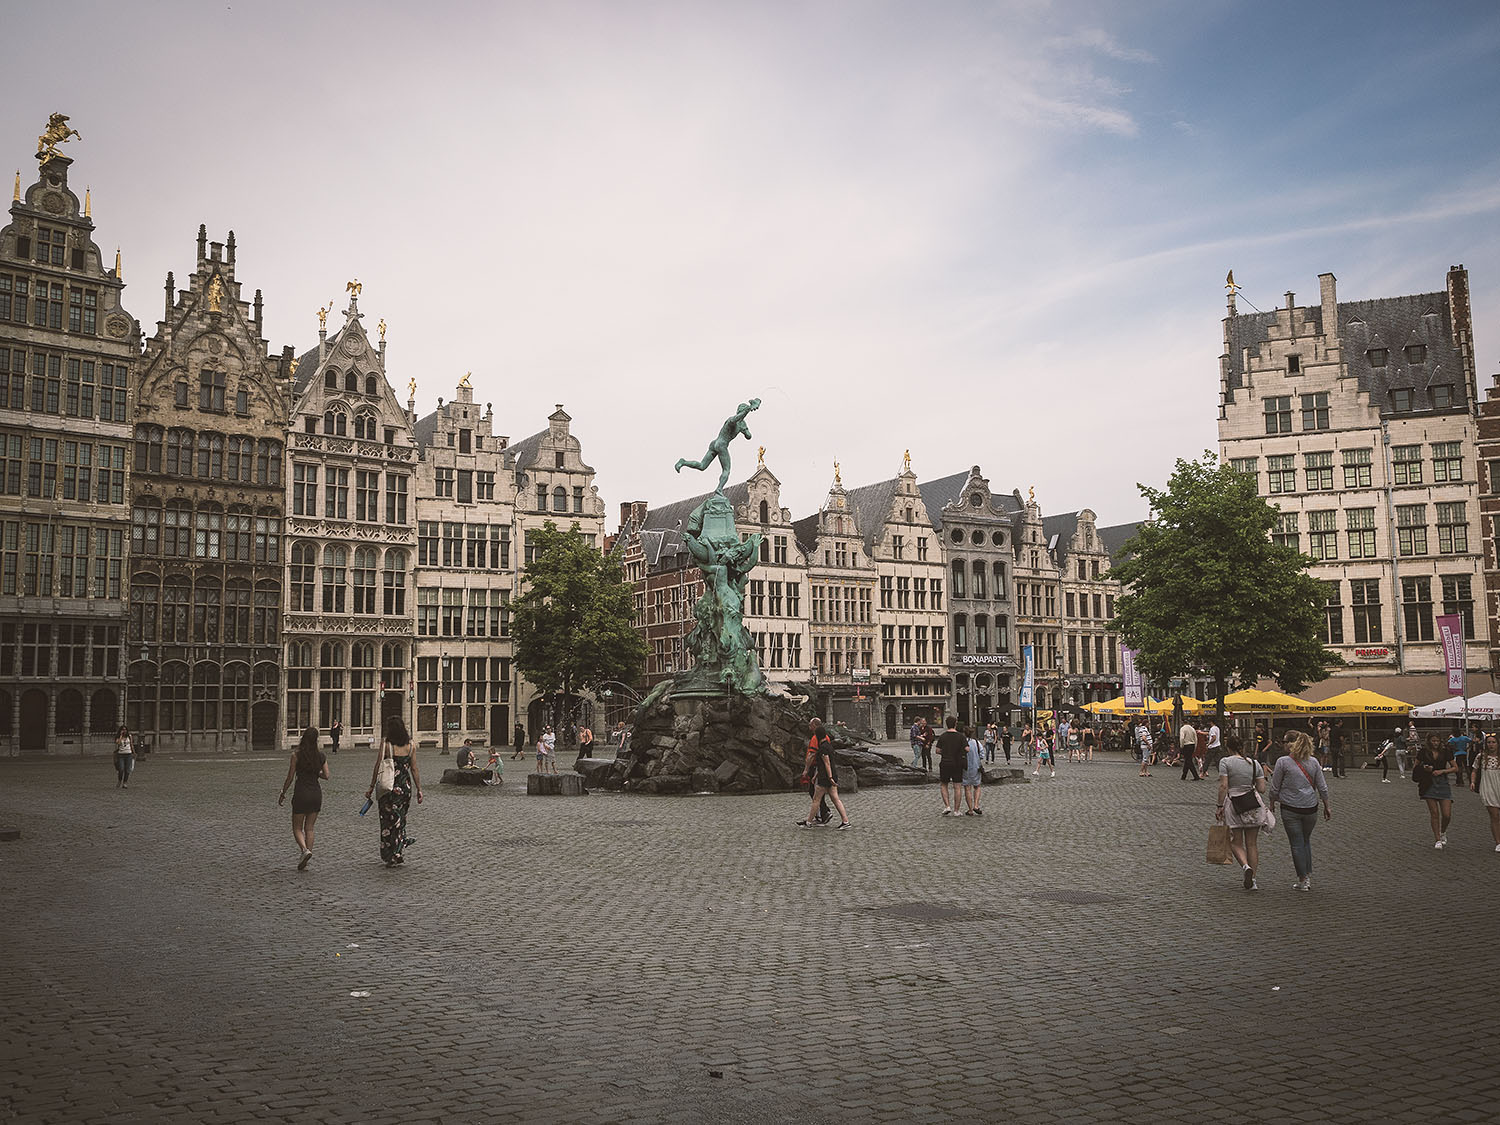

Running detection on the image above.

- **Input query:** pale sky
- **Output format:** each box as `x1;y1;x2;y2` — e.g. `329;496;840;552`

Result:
6;0;1499;526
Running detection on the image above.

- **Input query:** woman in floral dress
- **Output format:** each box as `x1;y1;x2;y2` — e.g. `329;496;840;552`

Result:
365;716;423;867
1470;732;1500;853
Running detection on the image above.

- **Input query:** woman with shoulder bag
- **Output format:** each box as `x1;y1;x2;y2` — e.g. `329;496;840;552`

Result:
1216;734;1270;891
1268;730;1331;891
1414;731;1457;849
366;716;423;868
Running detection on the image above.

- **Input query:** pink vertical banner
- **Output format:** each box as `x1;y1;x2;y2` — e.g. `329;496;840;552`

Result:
1437;614;1465;696
1121;646;1144;707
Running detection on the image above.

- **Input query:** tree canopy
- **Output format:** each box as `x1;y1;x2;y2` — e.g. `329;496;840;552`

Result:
1111;453;1337;705
512;522;647;725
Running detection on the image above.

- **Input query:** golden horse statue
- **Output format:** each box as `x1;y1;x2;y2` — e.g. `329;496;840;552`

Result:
37;114;81;164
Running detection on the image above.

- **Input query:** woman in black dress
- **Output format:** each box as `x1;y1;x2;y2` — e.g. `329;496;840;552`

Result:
279;726;329;870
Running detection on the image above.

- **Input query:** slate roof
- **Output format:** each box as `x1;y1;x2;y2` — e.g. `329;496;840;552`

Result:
841;477;902;553
791;512;821;556
507;428;547;472
918;470;1026;532
412;409;440;451
641;483;750;533
1224;288;1467;415
1096;520;1143;565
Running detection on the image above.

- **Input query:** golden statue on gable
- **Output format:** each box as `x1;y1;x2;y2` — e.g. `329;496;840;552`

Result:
408;378;417;401
346;278;362;298
206;275;224;313
378;318;386;341
36;113;81;164
902;449;911;472
757;445;765;466
318;304;329;329
458;371;472;389
834;460;841;487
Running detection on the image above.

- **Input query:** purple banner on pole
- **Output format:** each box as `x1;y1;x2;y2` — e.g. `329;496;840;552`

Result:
1437;613;1465;696
1121;646;1143;707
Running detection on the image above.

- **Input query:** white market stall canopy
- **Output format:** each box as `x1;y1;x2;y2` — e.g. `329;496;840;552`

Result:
1410;691;1500;719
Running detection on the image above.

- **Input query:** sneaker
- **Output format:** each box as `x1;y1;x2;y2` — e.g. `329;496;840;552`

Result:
1434;840;1445;849
837;821;850;831
298;850;312;871
941;807;953;816
795;820;811;828
1382;779;1391;784
1249;878;1259;891
1242;866;1254;890
1050;770;1056;778
1440;832;1448;845
974;808;984;816
964;810;974;816
1494;843;1500;853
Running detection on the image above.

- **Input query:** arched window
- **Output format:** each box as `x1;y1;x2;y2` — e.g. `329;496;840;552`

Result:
972;560;986;600
345;370;359;393
321;545;347;612
256;440;282;485
162;577;190;642
995;615;1009;651
255;580;280;644
759;500;769;524
164;500;192;557
134;424;163;472
90;688;118;734
194;502;222;559
196;432;223;478
285;643;313;733
189;662;219;731
131;501;161;556
129;575;160;643
222;664;250;732
160;662;189;731
759;537;769;563
353;413;375;440
365;375;378;396
225;506;253;562
227;436;255;482
553;486;567;512
318;642;345;729
192;578;221;642
224;579;251;642
993;561;1006;598
951;559;966;599
290;542;316;612
324;410;346;436
166;427;193;476
324;369;337;390
350;643;376;728
382;550;407;616
352;547;377;614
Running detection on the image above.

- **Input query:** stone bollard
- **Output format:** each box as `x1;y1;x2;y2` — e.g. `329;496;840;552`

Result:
558;774;586;796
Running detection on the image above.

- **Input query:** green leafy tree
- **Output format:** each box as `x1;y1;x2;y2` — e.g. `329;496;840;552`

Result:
1110;453;1338;719
512;521;648;734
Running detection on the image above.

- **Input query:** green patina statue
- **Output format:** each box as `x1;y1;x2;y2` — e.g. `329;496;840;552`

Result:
670;399;766;696
674;397;761;494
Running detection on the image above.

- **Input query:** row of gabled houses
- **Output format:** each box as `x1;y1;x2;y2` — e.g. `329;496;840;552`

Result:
611;459;1138;740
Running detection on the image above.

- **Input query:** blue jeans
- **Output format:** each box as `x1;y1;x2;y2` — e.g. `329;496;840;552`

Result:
1281;804;1318;879
910;742;922;768
114;753;135;784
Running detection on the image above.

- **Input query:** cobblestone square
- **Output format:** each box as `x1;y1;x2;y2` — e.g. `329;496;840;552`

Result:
2;749;1496;1124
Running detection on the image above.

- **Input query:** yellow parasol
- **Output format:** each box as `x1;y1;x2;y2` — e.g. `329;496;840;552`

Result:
1304;687;1412;714
1223;688;1309;713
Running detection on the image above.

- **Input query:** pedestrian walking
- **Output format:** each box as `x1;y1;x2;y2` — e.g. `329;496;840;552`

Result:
1216;735;1271;891
1415;732;1458;849
1179;718;1200;780
1082;723;1095;762
1370;730;1401;782
1471;733;1500;852
113;725;136;789
1036;729;1054;778
796;723;832;826
279;726;329;870
1001;723;1013;764
1329;718;1348;779
984;722;998;764
1136;720;1154;777
366;716;423;868
1309;718;1331;774
1268;730;1331;891
330;718;342;755
797;719;849;830
936;717;968;814
1202;718;1219;774
510;721;526;760
963;726;984;815
1447;727;1474;788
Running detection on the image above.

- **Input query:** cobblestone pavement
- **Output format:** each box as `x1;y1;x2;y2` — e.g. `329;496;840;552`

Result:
2;747;1497;1124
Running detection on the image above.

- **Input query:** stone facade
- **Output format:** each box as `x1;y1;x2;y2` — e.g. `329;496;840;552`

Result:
845;464;951;738
130;226;291;752
735;465;809;695
1046;508;1125;707
793;470;880;733
919;467;1019;729
1477;373;1500;683
411;378;517;748
1011;494;1064;712
281;291;416;749
0;153;138;753
510;405;607;734
1217;270;1487;696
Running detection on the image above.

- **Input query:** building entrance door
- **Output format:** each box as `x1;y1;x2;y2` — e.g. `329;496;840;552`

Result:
489;704;509;750
884;705;897;741
251;701;279;752
19;689;47;752
380;691;403;737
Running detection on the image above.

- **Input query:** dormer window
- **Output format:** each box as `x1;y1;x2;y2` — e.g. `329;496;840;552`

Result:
365;375;378;396
345;371;359;393
325;370;337;390
1432;385;1454;409
1405;344;1427;364
1391;388;1413;412
1367;348;1388;368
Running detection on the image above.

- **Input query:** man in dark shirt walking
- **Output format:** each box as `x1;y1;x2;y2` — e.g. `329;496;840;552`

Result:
936;717;969;816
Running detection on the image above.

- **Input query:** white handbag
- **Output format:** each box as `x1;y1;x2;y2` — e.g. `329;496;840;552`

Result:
374;741;396;796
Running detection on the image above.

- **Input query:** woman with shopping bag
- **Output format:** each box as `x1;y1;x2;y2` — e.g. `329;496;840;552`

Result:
1215;734;1273;892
